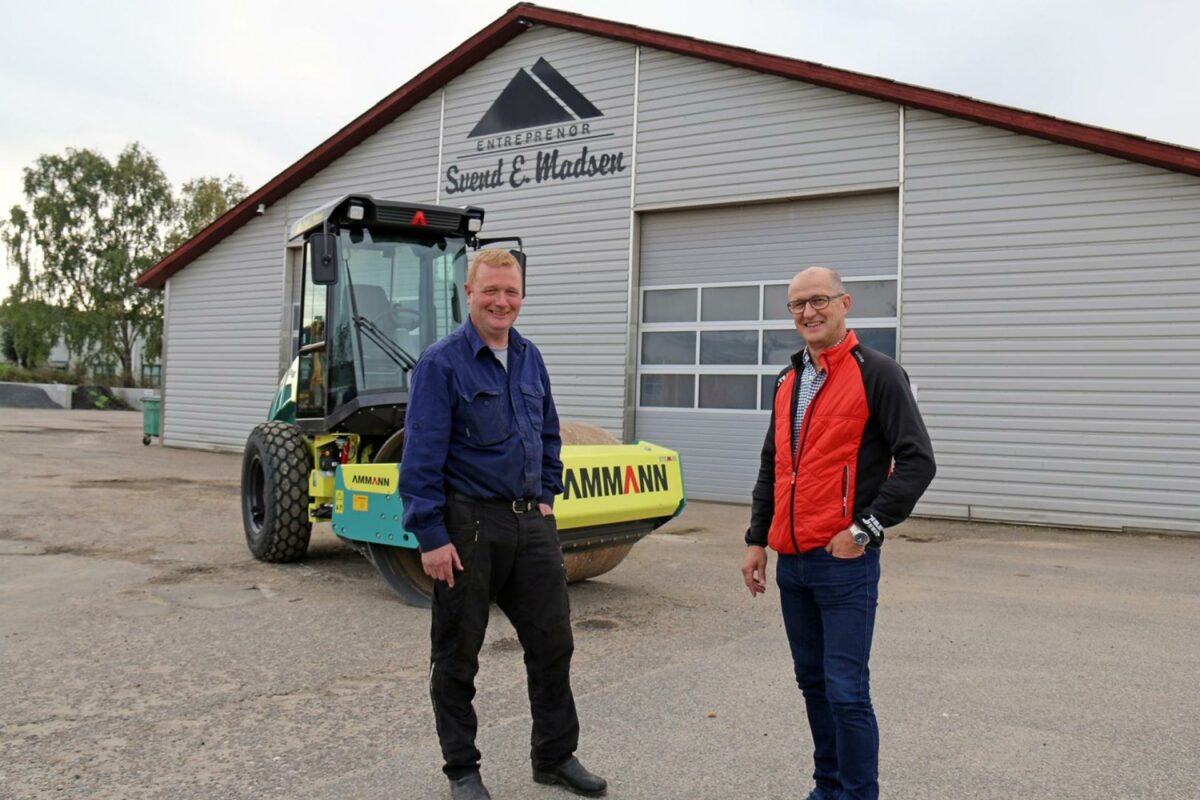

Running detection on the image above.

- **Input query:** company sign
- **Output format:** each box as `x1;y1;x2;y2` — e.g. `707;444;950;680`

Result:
444;58;629;196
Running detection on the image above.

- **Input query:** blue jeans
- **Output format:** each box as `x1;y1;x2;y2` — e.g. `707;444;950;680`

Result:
777;547;881;800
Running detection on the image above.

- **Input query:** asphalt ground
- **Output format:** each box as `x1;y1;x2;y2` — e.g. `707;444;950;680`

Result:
1;409;1198;799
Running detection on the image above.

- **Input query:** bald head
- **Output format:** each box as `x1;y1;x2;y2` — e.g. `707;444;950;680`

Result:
789;266;844;296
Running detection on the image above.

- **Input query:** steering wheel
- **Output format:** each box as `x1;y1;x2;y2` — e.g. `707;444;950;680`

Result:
391;305;421;330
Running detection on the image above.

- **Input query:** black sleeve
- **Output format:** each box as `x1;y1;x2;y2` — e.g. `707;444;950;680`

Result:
746;368;790;546
858;352;937;532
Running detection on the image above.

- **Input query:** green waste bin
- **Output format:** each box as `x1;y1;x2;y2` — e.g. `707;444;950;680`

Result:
142;396;161;446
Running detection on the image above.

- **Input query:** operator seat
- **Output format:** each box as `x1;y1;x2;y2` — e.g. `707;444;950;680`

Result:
352;284;399;381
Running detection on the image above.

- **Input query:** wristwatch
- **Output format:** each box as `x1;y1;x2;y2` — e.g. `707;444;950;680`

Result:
850;523;871;547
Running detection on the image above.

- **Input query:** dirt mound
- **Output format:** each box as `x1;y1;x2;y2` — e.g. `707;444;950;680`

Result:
71;385;132;411
560;421;620;445
0;383;62;409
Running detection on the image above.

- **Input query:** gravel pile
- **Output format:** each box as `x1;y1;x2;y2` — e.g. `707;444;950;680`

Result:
0;383;62;409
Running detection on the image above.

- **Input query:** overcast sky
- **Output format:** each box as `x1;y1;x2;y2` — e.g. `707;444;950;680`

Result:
2;0;1197;294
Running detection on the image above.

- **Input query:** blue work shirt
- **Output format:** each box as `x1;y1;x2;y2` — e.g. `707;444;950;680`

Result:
399;320;564;551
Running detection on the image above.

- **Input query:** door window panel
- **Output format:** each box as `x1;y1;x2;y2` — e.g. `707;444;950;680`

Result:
699;375;757;409
297;244;328;418
643;288;697;323
853;327;897;358
642;331;696;365
701;286;759;321
640;374;694;408
847;279;898;317
763;329;801;365
700;330;757;365
761;374;779;410
762;284;792;320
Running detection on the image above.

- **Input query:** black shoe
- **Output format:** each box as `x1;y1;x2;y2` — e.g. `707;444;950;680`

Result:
803;788;840;800
449;772;492;800
532;757;607;797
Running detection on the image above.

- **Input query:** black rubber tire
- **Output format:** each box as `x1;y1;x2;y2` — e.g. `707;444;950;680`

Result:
241;421;313;562
366;542;433;608
142;435;152;446
365;428;434;607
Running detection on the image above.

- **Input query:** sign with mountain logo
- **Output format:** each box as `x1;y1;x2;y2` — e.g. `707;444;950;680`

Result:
444;57;628;196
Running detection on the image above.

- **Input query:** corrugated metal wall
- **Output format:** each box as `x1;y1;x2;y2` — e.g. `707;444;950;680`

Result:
903;109;1200;533
635;48;898;207
636;194;899;503
162;204;288;449
284;94;442;215
638;194;900;288
436;26;636;432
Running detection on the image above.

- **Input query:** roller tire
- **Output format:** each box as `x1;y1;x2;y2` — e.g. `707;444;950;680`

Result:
241;421;313;563
558;421;636;583
363;429;434;606
366;542;433;608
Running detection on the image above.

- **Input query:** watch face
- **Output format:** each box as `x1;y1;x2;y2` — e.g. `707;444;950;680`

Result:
852;531;870;546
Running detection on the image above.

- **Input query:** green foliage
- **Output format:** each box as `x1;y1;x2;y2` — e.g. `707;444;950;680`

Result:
0;362;79;384
2;144;248;385
3;143;174;385
0;280;59;369
167;174;249;250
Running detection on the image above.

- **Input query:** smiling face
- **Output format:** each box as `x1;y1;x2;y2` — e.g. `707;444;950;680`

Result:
788;267;852;358
465;260;523;347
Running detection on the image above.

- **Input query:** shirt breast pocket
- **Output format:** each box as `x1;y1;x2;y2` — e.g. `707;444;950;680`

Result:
458;387;510;446
520;382;545;432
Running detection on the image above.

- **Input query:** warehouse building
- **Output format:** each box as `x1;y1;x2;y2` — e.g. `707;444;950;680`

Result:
138;4;1200;534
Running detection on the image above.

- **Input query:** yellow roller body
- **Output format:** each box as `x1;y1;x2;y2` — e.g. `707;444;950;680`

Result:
553;441;684;532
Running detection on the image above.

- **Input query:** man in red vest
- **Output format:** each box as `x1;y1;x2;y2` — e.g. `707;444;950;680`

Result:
742;266;936;800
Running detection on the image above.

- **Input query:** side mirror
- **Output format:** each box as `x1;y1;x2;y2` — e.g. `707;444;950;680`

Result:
510;249;527;297
309;233;339;285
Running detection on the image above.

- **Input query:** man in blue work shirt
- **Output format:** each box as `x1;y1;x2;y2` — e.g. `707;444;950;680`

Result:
400;249;607;800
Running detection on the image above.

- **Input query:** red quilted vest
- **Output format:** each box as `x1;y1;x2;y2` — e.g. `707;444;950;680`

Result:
767;331;870;554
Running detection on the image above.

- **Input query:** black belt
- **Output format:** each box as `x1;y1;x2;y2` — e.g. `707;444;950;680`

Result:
450;493;539;515
507;497;538;514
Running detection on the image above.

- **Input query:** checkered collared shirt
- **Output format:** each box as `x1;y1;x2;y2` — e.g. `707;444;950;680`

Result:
791;333;848;455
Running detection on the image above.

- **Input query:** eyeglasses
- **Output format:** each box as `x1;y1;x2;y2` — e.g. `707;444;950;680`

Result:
786;293;845;313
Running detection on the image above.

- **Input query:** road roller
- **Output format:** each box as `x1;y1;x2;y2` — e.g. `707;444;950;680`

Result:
239;194;685;606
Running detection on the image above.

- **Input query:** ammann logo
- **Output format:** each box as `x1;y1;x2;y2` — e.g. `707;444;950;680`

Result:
351;474;392;489
562;464;670;501
445;57;628;196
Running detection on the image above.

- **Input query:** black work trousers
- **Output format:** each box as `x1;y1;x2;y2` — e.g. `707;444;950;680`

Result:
429;494;579;780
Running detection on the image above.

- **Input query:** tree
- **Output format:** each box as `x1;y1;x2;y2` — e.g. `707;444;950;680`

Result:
0;207;60;368
0;292;59;369
3;143;174;385
3;145;250;384
168;174;249;250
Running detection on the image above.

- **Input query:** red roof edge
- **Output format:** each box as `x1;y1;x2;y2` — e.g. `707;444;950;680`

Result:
137;4;531;289
519;5;1200;176
140;2;1200;290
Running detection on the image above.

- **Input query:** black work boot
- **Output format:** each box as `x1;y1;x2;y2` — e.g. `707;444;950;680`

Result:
532;756;607;797
449;772;491;800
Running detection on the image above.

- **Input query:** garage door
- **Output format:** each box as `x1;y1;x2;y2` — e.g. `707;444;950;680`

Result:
635;192;899;503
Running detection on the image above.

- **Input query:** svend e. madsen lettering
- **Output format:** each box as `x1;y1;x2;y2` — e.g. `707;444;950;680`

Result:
444;146;627;195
